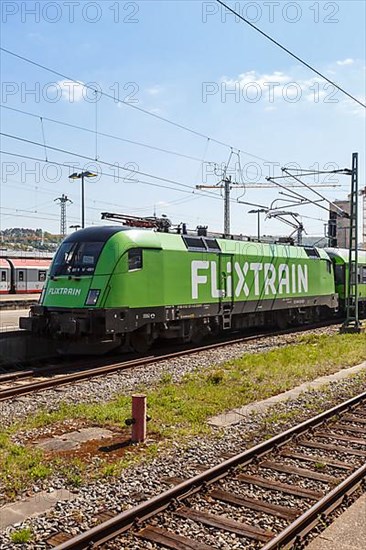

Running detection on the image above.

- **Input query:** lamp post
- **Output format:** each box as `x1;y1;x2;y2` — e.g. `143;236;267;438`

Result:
249;208;267;240
69;171;97;229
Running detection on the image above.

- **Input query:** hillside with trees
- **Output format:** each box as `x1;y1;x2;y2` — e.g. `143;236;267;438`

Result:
0;228;61;251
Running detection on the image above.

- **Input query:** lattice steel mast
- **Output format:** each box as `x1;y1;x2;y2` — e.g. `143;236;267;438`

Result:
342;153;360;332
55;194;72;237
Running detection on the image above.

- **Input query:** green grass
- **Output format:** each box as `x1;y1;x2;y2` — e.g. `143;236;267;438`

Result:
1;332;365;499
10;528;33;544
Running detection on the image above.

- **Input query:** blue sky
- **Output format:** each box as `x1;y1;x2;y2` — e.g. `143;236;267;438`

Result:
1;0;365;238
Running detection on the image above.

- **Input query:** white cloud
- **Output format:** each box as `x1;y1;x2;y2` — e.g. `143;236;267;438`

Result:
336;58;354;66
221;70;324;105
57;80;86;102
220;62;365;111
146;85;163;96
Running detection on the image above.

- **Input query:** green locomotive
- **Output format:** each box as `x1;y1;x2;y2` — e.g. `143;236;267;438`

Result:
20;226;366;353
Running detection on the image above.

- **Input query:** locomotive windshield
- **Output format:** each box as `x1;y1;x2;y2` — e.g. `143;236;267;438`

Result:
50;241;104;277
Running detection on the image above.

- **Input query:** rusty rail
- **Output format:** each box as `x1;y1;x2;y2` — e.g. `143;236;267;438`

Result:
0;321;339;401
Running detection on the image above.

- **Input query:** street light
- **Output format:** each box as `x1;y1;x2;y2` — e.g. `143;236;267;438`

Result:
69;171;97;229
248;208;267;240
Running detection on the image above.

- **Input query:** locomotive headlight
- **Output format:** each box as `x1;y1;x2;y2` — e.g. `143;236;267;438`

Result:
85;289;100;306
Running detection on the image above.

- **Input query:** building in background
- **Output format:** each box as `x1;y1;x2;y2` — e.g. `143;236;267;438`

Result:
328;188;366;249
361;186;366;250
328;198;350;248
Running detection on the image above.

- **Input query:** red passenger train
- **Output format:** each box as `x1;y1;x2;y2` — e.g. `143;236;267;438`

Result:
0;258;51;294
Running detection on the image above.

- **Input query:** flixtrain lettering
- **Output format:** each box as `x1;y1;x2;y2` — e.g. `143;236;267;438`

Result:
48;287;82;296
191;260;308;300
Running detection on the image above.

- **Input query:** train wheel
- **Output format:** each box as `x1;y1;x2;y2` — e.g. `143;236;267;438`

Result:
130;328;153;353
190;321;210;345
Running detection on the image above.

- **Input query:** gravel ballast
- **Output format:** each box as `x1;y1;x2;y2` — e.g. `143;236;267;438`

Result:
0;364;365;549
0;326;341;427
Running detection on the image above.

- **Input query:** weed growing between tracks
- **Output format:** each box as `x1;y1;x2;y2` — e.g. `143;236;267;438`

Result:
9;527;33;544
0;332;365;501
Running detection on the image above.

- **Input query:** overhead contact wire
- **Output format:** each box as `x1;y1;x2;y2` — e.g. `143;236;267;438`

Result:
0;47;274;162
216;0;365;109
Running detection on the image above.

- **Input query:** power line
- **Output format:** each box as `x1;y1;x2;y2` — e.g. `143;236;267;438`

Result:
1;105;279;182
1;178;199;212
0;149;236;206
0;46;274;162
216;0;366;109
1;105;214;165
0;132;202;192
4;132;292;205
0;206;81;224
0;151;253;229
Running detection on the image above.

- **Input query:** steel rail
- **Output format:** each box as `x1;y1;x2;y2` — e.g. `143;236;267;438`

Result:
261;463;366;549
0;322;338;401
54;390;366;549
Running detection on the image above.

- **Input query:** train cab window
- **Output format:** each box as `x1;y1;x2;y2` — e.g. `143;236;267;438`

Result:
50;241;104;276
18;271;24;282
38;270;46;282
128;249;143;271
362;266;366;284
1;271;6;282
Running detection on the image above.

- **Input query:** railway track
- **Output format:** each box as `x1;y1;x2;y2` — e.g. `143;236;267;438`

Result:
49;391;366;550
0;322;339;401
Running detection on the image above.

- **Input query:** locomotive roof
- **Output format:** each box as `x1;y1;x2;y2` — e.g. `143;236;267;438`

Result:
68;226;340;260
107;228;332;259
325;248;366;264
64;226;127;243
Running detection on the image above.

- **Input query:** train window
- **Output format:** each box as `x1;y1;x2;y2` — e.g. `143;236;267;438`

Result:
18;271;24;282
325;260;332;274
204;238;220;251
38;271;46;282
1;271;6;282
334;264;345;285
50;241;104;276
182;236;206;251
304;247;320;258
362;266;366;284
128;249;143;271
